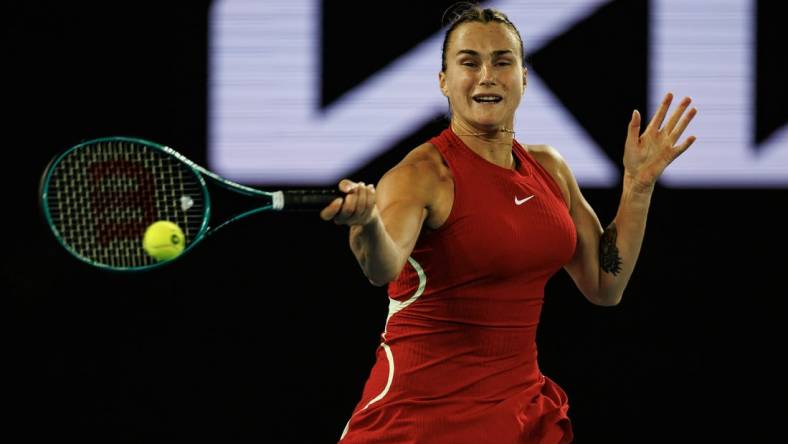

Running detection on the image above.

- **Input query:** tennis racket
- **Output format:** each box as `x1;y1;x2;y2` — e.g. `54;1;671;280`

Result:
39;136;341;272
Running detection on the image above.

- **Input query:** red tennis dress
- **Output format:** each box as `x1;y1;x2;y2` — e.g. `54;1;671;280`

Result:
339;127;577;444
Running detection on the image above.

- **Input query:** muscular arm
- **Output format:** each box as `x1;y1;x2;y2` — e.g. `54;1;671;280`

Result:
537;146;653;305
565;94;696;305
559;152;654;306
349;162;432;286
321;147;437;287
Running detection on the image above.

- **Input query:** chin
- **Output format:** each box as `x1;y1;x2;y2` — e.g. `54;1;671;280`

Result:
473;118;505;130
471;112;509;126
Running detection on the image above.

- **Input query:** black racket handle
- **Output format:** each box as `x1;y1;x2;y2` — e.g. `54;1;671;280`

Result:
282;189;343;210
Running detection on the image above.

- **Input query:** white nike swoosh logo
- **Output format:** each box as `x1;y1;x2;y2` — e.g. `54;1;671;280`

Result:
515;195;535;205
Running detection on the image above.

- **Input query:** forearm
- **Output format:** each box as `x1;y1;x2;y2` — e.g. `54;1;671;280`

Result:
349;214;405;286
596;176;654;305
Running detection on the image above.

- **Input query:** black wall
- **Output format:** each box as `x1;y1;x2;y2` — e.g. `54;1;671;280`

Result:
5;2;785;442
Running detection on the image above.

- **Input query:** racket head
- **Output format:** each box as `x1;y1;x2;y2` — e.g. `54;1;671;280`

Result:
40;137;211;271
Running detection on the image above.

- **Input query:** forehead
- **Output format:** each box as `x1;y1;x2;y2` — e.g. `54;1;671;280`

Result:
448;21;520;54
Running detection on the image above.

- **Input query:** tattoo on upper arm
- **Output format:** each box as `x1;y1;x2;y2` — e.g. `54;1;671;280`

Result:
600;222;622;275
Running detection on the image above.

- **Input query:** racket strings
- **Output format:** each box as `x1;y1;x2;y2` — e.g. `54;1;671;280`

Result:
46;140;205;268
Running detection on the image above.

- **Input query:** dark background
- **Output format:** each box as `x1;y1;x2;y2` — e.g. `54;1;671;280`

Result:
5;1;786;443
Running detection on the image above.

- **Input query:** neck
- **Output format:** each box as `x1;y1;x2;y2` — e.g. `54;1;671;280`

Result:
451;120;517;170
451;120;515;141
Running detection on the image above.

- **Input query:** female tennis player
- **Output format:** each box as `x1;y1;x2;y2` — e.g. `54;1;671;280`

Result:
321;5;697;443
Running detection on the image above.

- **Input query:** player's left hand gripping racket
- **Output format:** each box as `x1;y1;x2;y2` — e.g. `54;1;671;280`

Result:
39;136;341;271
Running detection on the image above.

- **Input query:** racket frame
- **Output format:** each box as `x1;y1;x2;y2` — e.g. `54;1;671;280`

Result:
40;136;286;272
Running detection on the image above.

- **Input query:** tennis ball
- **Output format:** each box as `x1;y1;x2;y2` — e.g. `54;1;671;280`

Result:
142;220;185;261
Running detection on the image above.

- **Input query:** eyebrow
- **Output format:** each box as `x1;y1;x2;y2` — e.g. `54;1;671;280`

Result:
455;49;513;58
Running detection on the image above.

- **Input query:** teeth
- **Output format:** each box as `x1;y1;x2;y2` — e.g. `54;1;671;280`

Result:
474;96;502;102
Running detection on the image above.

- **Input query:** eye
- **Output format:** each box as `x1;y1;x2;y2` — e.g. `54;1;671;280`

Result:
462;61;477;67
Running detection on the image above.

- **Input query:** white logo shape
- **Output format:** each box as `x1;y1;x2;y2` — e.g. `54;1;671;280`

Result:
515;195;535;205
209;0;618;186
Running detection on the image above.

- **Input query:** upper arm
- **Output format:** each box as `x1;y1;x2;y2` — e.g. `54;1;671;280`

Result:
374;148;438;262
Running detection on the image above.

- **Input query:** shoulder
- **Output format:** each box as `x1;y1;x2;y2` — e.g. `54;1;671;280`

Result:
524;144;567;172
402;142;448;170
523;144;573;208
384;142;451;185
378;142;454;228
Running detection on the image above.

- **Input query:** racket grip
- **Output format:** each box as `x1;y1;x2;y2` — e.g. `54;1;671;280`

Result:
278;189;342;211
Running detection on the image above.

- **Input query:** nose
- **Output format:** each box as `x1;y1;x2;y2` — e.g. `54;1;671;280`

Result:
479;62;496;86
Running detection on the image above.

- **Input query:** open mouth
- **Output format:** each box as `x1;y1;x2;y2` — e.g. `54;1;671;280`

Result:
473;95;503;104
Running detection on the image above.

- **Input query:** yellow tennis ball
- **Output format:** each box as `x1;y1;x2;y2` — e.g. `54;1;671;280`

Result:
142;221;185;261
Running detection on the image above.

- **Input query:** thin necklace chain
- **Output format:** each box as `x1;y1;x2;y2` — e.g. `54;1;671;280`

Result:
453;127;519;170
453;127;515;137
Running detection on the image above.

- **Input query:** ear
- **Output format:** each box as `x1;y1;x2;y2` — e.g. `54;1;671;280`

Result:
523;66;528;88
439;71;448;97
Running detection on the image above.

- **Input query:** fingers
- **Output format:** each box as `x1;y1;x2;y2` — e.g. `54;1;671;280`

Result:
664;96;692;135
337;182;362;223
669;105;698;143
321;179;377;226
626;109;641;145
673;135;697;159
646;92;673;133
339;178;356;193
320;179;355;221
319;196;344;221
337;182;376;226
